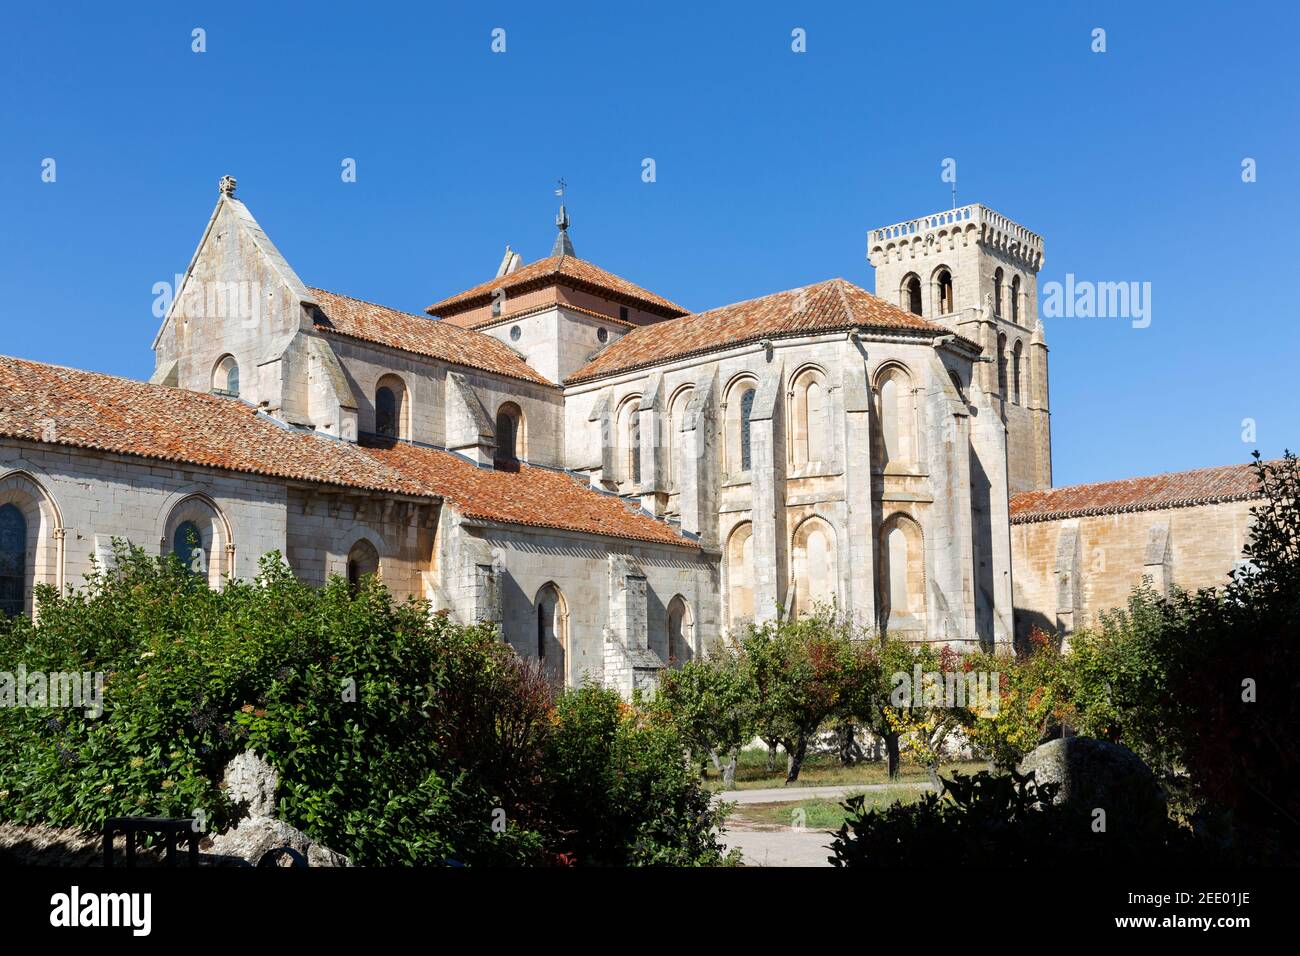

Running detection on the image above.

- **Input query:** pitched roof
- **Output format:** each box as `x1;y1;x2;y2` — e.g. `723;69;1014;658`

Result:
565;278;950;384
0;354;695;548
426;255;688;323
359;438;697;548
0;354;428;496
1009;462;1268;524
310;288;553;386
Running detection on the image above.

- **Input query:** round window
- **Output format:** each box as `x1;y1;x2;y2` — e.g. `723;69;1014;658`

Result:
597;327;609;343
509;325;522;342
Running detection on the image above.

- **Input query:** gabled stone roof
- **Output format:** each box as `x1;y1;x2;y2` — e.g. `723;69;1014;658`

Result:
426;255;688;324
0;354;427;495
1009;461;1269;524
310;288;555;386
0;354;695;548
565;278;951;384
358;438;697;548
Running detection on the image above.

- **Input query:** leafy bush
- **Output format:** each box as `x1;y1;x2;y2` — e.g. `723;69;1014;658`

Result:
655;644;756;788
542;686;737;866
829;769;1199;866
0;545;729;866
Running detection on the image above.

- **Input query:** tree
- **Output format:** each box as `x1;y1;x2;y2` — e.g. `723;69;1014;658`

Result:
657;643;756;789
742;608;854;783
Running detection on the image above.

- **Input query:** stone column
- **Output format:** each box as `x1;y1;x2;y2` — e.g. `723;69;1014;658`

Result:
748;361;786;623
676;371;718;546
840;355;876;627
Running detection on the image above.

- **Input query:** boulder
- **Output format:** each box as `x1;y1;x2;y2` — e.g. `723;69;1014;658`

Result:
222;750;279;818
207;751;350;867
205;816;349;868
1018;736;1167;833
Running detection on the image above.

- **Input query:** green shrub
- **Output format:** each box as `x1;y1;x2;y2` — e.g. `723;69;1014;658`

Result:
829;769;1199;867
0;544;730;866
543;686;737;866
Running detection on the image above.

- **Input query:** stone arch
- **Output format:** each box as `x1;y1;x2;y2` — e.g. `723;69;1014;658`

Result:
788;365;829;468
666;384;695;490
723;374;759;476
374;373;410;439
878;512;926;635
790;514;839;617
900;272;923;315
666;594;694;667
159;492;232;588
615;394;642;485
330;525;386;583
1010;274;1022;323
873;362;918;469
931;264;954;315
495;400;525;465
346;538;380;590
535;582;569;687
211;354;240;397
993;267;1005;316
1012;339;1024;404
0;468;63;617
725;521;755;631
997;332;1009;397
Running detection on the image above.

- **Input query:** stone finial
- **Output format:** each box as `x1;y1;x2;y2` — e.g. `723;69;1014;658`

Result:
219;175;237;198
552;204;575;257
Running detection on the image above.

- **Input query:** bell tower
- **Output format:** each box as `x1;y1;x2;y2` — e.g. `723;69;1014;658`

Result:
868;204;1051;494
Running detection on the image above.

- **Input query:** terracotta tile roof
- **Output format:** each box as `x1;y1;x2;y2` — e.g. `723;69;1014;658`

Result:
0;354;695;548
358;438;697;548
1009;461;1269;523
426;255;688;322
309;288;554;387
565;278;949;384
0;354;429;496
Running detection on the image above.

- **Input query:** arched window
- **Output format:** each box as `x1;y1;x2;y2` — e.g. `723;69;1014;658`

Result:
535;584;568;687
935;268;954;315
876;365;916;468
0;503;27;617
790;368;828;467
993;268;1004;316
1010;274;1021;324
346;539;380;589
495;402;524;465
792;516;838;616
901;274;923;315
172;520;204;576
726;522;754;630
724;378;759;476
997;333;1009;397
1012;340;1024;404
616;398;641;485
667;596;694;666
740;388;755;471
667;386;694;490
212;355;240;397
374;375;409;440
878;514;925;633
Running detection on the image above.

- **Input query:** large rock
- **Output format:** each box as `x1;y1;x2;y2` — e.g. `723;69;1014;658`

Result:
206;752;350;867
205;816;349;868
222;750;279;817
1018;736;1167;833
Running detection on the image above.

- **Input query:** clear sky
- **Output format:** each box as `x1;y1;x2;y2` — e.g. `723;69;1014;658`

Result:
2;1;1296;486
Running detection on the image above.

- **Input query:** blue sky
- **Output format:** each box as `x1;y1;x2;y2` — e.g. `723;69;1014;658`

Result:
1;1;1296;486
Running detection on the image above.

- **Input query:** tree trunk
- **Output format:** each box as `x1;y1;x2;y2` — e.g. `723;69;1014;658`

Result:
885;731;901;780
764;738;778;772
786;734;809;783
836;722;863;765
722;747;738;790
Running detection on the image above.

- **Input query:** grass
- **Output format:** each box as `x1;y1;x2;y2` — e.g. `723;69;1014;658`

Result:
735;787;932;831
701;748;989;791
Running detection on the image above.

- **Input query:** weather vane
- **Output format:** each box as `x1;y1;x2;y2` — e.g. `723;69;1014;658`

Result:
554;177;566;198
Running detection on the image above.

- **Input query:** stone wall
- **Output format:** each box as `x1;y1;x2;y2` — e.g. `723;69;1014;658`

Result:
1011;497;1259;644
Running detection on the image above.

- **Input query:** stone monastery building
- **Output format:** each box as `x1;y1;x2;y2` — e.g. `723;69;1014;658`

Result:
0;178;1266;693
